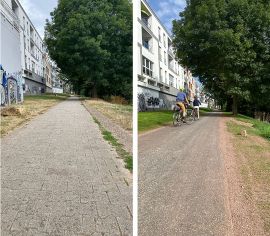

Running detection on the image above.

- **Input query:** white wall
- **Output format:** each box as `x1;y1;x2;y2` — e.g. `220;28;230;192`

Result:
0;2;21;75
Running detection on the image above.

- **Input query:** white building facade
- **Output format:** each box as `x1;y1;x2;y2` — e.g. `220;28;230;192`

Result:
16;0;47;94
1;0;61;96
137;0;196;110
0;0;21;75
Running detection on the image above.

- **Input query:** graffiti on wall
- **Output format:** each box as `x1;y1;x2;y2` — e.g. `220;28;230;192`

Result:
0;65;24;106
138;92;167;111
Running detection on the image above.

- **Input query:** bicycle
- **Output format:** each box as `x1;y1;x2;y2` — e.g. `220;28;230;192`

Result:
173;104;194;126
192;107;199;121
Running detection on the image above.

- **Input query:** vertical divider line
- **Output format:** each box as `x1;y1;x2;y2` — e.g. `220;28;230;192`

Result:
133;0;139;235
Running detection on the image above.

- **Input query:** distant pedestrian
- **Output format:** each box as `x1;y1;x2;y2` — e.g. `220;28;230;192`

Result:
193;96;201;119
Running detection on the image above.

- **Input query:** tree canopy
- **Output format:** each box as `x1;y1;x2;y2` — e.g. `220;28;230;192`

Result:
173;0;270;115
45;0;132;100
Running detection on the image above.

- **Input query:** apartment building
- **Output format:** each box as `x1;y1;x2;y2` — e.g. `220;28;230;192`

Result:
0;0;21;75
137;0;196;109
1;0;62;95
51;61;63;94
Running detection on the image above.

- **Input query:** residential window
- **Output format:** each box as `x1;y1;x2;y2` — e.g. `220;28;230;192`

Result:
164;51;167;65
159;46;162;61
143;39;150;50
163;33;166;47
32;61;35;72
160;68;163;80
169;74;174;87
158;27;161;42
142;57;153;77
23;16;25;30
165;71;167;84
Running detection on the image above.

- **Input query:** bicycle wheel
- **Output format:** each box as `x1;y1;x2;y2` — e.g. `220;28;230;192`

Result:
185;114;194;124
173;112;181;126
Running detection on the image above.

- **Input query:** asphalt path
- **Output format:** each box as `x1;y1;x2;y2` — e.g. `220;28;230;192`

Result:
139;113;232;236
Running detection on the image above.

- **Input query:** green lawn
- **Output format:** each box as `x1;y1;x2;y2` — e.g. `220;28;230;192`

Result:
24;93;69;101
138;111;173;132
236;114;270;140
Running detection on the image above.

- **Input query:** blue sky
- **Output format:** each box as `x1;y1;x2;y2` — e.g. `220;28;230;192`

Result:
19;0;58;39
147;0;186;33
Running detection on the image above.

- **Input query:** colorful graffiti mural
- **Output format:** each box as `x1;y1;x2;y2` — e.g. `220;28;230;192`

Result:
0;64;24;106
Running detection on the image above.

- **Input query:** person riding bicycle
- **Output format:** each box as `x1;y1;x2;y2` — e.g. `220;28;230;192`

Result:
176;88;188;118
193;96;201;119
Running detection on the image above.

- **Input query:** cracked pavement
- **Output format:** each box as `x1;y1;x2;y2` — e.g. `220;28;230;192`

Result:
1;97;132;236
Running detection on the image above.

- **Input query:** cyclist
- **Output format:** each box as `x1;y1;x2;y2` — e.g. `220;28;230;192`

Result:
176;88;189;118
193;96;201;119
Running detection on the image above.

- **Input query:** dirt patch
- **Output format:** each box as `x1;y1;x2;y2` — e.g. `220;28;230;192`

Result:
219;117;267;235
1;95;67;137
232;119;254;128
1;106;25;116
84;99;132;131
82;101;132;154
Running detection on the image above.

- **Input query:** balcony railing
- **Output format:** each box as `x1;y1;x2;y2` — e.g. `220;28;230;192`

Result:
168;47;174;57
142;18;151;29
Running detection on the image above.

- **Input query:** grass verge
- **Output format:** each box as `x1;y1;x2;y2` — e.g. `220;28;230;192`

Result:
236;114;270;140
83;99;132;131
227;119;270;233
138;109;225;132
93;117;132;171
138;110;173;132
1;94;69;137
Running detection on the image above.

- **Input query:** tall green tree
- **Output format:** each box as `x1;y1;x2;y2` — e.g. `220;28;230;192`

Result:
45;0;132;100
173;0;270;115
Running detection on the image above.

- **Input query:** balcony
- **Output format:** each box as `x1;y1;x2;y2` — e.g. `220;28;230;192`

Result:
168;47;174;57
141;17;151;29
142;28;153;53
141;2;152;30
1;0;20;31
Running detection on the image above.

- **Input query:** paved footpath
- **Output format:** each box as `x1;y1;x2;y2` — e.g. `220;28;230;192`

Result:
1;97;132;236
139;114;232;236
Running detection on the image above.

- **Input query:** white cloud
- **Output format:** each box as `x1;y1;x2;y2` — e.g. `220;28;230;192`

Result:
155;0;186;33
19;0;56;38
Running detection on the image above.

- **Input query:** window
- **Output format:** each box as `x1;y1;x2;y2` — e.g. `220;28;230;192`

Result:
163;33;166;47
164;51;167;65
143;39;150;50
25;55;27;68
160;68;163;81
23;17;25;30
142;57;153;77
32;61;35;72
158;27;161;42
165;71;167;84
169;74;174;87
159;46;162;61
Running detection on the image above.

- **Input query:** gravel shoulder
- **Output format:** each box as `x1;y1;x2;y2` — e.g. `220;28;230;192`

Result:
83;101;132;154
220;117;268;235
